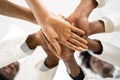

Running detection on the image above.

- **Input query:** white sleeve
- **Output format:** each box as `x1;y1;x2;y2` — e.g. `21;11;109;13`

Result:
90;42;120;67
100;12;120;32
0;36;34;68
99;42;120;67
33;59;58;80
96;0;108;8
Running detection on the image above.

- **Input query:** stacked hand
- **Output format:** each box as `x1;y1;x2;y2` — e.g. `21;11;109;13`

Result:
66;0;98;38
40;30;74;60
26;0;88;55
42;15;88;54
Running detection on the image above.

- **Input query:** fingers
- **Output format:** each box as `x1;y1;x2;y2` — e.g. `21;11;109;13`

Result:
47;41;57;55
68;38;88;49
63;42;84;51
71;26;85;35
71;33;87;44
50;39;61;55
40;30;58;54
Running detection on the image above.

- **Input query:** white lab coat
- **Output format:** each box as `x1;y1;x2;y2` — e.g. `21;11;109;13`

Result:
89;12;120;67
0;25;34;68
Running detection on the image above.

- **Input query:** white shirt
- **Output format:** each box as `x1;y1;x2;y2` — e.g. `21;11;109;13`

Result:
0;25;34;68
89;12;120;67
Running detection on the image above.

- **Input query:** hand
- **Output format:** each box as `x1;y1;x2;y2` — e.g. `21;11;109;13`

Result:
33;30;59;68
67;0;98;38
26;0;88;55
59;45;74;61
67;15;89;38
42;15;88;54
40;30;73;60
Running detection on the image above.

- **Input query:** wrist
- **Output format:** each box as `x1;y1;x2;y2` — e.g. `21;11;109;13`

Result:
89;20;105;35
26;32;41;49
26;0;51;25
64;56;80;77
79;0;97;18
27;10;37;24
87;38;102;53
44;57;59;68
36;12;51;26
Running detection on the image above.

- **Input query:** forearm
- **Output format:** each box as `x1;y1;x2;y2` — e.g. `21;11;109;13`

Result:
26;34;39;49
25;0;51;25
44;57;59;68
77;0;97;18
64;56;80;77
0;0;36;24
89;20;105;35
87;38;103;54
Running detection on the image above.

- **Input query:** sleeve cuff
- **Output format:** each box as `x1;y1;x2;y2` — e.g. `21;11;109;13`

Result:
69;67;85;80
20;42;34;55
40;62;51;72
99;16;114;32
35;59;58;72
93;39;103;55
96;0;108;8
99;12;120;32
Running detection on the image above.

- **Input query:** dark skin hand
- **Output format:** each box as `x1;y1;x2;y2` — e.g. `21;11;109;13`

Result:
87;20;105;53
26;0;88;55
67;0;98;38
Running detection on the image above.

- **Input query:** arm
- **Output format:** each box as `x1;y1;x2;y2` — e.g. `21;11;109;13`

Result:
33;31;83;80
87;18;120;66
0;31;42;68
89;12;120;35
0;0;36;24
67;0;98;38
64;56;84;80
25;0;88;55
33;31;59;80
62;46;85;80
67;0;109;38
88;39;120;67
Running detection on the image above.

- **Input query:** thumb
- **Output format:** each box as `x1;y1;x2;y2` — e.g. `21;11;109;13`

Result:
66;16;75;24
50;39;61;55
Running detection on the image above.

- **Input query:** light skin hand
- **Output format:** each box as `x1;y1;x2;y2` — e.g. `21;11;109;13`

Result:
43;15;88;53
40;30;74;60
31;30;80;71
40;31;59;68
30;30;80;76
44;33;81;77
1;0;88;55
26;0;88;55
